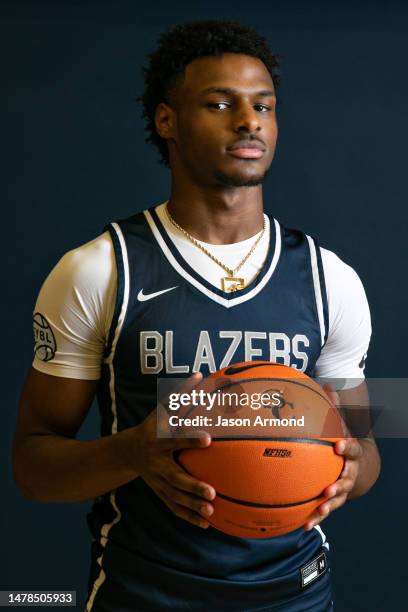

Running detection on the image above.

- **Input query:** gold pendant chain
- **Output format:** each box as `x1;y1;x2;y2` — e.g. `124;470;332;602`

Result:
165;204;266;292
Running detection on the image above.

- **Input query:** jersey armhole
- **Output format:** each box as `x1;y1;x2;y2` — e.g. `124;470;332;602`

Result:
306;235;329;349
103;222;129;360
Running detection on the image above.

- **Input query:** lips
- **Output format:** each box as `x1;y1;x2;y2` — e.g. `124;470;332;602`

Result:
226;140;265;159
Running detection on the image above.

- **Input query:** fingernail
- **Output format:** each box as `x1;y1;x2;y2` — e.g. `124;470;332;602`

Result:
338;441;346;453
201;504;213;517
202;487;215;500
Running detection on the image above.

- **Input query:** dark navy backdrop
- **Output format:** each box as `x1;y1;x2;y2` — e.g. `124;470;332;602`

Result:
2;1;407;610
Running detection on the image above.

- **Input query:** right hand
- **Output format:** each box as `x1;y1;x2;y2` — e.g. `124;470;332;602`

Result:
131;372;216;529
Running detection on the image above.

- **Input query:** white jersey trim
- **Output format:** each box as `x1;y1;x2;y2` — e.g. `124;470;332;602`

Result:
306;235;326;347
314;524;330;550
144;210;282;309
103;222;131;365
85;490;122;611
85;222;129;610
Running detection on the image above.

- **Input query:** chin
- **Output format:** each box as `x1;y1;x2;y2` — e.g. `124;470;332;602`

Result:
213;167;270;188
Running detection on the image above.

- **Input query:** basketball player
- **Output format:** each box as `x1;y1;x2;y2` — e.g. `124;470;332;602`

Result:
13;20;381;611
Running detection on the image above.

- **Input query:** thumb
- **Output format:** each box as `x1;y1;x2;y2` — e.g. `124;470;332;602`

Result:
163;430;212;451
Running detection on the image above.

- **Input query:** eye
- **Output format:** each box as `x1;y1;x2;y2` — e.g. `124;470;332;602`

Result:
254;104;272;112
206;102;231;110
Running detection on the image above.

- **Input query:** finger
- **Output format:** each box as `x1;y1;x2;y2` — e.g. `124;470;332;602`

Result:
340;458;360;481
162;463;216;501
304;492;349;530
160;430;212;451
339;459;349;478
336;438;363;460
158;487;210;529
333;476;355;496
319;490;349;515
312;493;349;526
304;505;330;531
303;491;334;531
321;481;339;499
324;492;348;514
160;482;214;518
323;471;355;497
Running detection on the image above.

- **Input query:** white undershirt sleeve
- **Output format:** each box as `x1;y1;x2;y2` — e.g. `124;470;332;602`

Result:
32;232;117;380
314;247;372;389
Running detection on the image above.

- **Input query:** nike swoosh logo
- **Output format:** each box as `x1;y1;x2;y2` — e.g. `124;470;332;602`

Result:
137;286;178;302
224;363;269;375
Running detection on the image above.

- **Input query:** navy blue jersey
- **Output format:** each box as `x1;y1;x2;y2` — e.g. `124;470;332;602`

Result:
85;206;332;612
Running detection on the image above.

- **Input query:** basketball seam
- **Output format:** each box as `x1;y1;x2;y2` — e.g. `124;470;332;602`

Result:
207;437;336;446
216;491;324;508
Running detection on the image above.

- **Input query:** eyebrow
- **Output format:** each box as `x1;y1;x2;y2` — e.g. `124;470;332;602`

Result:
200;86;275;97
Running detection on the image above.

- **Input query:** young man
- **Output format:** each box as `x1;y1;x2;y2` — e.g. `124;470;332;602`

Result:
14;19;380;611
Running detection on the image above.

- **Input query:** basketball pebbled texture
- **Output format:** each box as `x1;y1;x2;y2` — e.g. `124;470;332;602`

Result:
178;361;346;538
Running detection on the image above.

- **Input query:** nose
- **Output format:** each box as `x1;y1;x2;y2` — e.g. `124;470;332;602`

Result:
233;102;261;133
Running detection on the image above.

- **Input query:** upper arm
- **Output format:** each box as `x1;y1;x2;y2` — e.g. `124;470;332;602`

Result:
337;381;381;477
20;232;115;435
337;380;375;442
314;250;379;450
13;233;115;474
17;233;113;441
14;368;99;444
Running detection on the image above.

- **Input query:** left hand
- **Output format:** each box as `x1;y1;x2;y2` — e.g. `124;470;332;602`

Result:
304;384;363;531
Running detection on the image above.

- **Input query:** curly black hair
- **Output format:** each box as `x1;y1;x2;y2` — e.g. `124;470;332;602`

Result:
137;19;280;167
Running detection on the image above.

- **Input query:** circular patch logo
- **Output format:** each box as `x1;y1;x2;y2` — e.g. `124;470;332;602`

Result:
33;312;57;362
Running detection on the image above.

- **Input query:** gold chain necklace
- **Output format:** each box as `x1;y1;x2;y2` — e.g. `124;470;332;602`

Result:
165;204;266;293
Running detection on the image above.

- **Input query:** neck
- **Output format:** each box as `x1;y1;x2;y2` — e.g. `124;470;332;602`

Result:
166;180;265;245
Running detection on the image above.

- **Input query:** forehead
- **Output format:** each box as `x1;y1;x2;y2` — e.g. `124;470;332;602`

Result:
178;53;274;96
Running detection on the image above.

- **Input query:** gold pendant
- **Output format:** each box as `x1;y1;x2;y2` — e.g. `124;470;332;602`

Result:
222;276;245;293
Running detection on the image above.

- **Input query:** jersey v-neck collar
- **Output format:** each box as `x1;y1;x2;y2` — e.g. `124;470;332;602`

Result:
143;206;282;309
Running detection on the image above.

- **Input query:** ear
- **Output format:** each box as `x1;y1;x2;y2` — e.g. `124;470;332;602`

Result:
155;102;176;140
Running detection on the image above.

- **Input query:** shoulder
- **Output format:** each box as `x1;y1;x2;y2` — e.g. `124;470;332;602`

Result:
54;231;114;285
314;245;372;382
38;232;116;311
319;246;370;331
35;230;118;338
320;246;363;285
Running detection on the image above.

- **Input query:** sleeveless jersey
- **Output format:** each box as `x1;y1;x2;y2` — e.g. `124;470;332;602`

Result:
85;206;333;612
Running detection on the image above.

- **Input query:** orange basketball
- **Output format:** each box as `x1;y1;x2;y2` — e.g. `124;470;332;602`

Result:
177;361;346;539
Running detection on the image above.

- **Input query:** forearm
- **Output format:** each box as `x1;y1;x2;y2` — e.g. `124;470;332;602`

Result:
348;438;381;499
13;427;140;503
